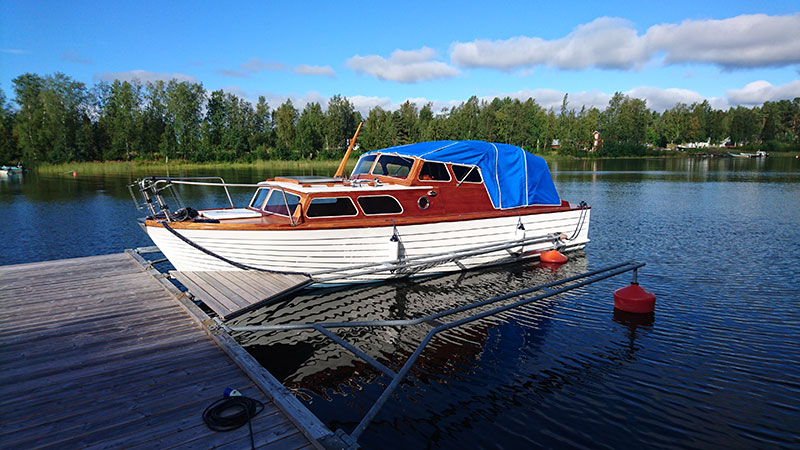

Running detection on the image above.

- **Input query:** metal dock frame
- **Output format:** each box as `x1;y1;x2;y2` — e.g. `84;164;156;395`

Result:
220;260;647;446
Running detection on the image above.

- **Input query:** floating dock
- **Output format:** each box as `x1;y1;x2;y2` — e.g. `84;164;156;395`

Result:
0;252;334;449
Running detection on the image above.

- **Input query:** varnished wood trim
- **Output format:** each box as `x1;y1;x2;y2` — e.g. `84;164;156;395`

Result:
145;202;587;231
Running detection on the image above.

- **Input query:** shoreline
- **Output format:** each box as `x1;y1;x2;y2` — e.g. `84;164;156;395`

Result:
28;151;799;174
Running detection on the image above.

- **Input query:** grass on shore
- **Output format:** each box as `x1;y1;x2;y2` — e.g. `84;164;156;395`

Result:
34;159;351;175
31;149;800;175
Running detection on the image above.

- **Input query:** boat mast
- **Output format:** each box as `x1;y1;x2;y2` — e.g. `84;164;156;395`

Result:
334;121;363;178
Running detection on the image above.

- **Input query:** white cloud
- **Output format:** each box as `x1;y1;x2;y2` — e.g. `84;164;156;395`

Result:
625;86;702;111
240;57;287;73
347;47;460;83
219;59;335;79
293;64;336;78
93;70;199;83
450;14;800;71
217;69;248;78
646;14;800;68
348;95;393;114
0;48;25;54
62;50;92;64
487;89;610;111
452;17;649;71
217;78;799;119
725;80;800;105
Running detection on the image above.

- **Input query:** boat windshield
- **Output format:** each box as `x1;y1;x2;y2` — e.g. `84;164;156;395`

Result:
352;155;377;176
372;154;414;179
263;190;301;216
249;188;270;209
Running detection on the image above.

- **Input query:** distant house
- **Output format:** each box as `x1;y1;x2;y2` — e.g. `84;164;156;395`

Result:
677;139;711;150
551;139;560;149
591;131;601;151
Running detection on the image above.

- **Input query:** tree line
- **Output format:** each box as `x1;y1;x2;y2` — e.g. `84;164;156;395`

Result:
1;72;799;165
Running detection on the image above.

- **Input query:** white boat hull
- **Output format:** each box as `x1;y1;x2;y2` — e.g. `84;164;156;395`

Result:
145;209;590;284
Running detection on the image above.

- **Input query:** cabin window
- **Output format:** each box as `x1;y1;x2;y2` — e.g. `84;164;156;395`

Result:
372;154;414;179
306;197;358;218
352;155;377;176
418;161;451;182
263;190;301;216
358;195;403;215
250;188;270;209
452;164;482;183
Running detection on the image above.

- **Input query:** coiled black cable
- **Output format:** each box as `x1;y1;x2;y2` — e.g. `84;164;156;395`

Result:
203;396;264;448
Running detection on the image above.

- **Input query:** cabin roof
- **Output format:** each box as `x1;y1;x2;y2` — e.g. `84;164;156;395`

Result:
260;180;426;194
365;140;561;208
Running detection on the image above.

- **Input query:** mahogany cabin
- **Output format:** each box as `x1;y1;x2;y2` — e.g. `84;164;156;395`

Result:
146;152;577;231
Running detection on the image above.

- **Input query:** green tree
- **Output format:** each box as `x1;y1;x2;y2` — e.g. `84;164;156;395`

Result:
201;90;226;160
249;96;273;159
0;86;19;163
395;100;418;145
450;96;480;140
164;80;205;160
728;106;761;146
100;80;143;160
296;102;324;158
273;99;298;159
11;73;47;162
222;93;254;161
324;95;356;156
417;103;435;141
362;106;396;150
141;81;168;160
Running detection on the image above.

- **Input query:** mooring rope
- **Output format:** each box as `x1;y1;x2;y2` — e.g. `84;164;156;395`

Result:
567;201;589;241
158;221;310;277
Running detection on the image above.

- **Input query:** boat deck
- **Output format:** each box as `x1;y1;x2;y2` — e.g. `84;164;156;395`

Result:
0;253;328;449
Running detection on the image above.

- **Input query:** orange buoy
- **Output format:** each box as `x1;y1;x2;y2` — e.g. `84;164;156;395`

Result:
614;283;656;314
540;249;567;264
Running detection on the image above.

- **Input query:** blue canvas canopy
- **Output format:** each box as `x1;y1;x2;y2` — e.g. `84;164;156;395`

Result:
366;140;561;209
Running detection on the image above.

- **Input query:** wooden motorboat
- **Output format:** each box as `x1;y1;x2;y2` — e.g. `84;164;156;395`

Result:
134;140;590;284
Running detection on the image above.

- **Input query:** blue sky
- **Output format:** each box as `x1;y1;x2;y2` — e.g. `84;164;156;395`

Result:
1;1;799;114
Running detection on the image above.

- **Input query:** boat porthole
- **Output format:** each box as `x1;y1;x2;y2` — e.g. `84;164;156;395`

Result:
418;196;430;210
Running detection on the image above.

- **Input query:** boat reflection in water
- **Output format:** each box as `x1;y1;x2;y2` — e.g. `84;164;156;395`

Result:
232;254;592;403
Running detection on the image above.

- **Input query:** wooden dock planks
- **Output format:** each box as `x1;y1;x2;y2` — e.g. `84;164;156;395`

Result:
0;253;321;450
171;270;313;320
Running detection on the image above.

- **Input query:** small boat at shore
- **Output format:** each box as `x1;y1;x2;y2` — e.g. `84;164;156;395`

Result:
0;164;24;178
729;151;769;158
132;140;590;284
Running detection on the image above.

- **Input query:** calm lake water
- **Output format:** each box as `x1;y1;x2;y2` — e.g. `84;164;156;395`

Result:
2;157;799;449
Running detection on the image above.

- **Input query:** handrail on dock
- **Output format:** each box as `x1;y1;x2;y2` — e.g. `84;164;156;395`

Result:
218;260;646;445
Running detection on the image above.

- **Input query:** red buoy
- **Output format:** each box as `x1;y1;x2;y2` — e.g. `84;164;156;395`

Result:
540;249;568;264
614;283;656;314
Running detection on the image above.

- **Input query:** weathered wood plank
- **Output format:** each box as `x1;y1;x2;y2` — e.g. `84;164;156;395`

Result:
170;270;311;320
194;271;253;308
2;381;265;449
0;308;189;350
1;345;225;412
122;409;288;450
0;326;206;381
1;361;251;434
188;271;250;310
173;271;241;315
214;270;270;303
0;252;321;449
0;293;177;332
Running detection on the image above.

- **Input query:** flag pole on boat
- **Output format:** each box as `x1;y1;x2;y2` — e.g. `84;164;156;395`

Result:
334;121;363;178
